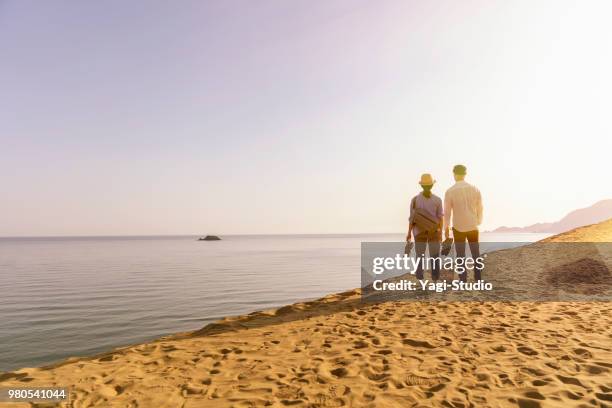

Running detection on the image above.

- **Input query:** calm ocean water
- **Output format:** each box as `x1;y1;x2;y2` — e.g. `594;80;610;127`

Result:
0;233;549;372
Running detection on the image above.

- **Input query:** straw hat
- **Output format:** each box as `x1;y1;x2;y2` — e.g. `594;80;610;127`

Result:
418;173;435;186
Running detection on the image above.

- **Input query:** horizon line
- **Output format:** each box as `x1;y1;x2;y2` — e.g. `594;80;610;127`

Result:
0;231;548;239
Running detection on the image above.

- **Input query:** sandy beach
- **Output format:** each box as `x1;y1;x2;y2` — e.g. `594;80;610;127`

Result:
1;220;611;408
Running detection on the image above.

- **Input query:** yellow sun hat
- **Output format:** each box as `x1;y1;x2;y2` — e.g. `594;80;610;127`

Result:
418;173;435;186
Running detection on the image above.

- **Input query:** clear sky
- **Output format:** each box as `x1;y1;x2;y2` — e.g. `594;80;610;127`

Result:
1;0;611;236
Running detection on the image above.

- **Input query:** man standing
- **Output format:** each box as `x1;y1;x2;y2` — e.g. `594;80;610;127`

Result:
444;164;483;282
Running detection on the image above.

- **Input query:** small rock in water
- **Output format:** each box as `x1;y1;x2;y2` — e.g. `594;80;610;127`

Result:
198;235;221;241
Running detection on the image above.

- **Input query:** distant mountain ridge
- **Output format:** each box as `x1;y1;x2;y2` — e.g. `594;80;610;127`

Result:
492;199;612;233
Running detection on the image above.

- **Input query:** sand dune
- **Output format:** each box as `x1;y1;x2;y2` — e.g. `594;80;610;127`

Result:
1;220;611;407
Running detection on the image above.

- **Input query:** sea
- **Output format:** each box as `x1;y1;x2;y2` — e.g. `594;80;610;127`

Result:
0;232;550;372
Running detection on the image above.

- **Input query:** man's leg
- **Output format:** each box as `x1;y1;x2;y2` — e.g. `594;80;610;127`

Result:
466;230;482;281
414;233;428;280
453;228;468;282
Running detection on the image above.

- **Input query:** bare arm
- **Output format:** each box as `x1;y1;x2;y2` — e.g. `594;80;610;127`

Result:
407;197;415;241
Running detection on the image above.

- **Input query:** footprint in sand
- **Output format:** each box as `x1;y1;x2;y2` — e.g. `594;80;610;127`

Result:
556;375;586;388
582;364;608;375
572;347;593;358
404;374;442;386
517;398;542;408
352;340;368;349
402;338;436;349
328;384;350;397
517;346;538;356
275;385;303;401
314;394;345;407
365;370;388;382
595;392;612;402
523;391;546;400
330;367;348;378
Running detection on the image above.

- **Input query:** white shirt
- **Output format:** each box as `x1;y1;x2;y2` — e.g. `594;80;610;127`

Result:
444;181;483;232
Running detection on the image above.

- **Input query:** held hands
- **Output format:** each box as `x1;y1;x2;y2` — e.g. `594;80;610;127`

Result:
444;228;450;240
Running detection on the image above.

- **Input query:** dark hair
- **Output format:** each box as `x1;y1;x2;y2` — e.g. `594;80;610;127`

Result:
453;164;467;175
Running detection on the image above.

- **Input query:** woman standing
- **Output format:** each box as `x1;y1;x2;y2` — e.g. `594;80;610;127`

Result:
406;173;444;280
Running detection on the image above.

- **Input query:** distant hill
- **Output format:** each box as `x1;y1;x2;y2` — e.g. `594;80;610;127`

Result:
491;199;612;233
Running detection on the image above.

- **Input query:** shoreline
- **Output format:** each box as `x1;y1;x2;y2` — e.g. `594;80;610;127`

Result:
0;235;552;375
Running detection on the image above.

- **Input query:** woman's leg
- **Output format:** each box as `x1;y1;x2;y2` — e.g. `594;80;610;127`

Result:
427;233;441;281
414;232;428;280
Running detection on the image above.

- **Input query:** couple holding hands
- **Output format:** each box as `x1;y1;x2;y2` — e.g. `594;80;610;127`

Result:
406;164;483;282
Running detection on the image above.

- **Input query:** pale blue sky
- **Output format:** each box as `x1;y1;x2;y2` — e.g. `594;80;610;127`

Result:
1;0;611;236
